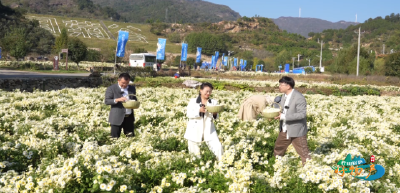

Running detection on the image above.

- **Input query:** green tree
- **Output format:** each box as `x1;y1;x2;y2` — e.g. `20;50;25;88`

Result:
168;33;181;43
252;57;259;70
385;52;400;77
2;28;30;60
327;45;374;75
54;28;68;53
274;50;290;66
373;58;386;76
172;55;181;67
85;49;101;61
186;57;196;69
186;32;227;55
68;37;87;66
150;23;169;35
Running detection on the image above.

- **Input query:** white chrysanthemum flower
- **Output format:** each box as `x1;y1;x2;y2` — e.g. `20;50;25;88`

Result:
120;185;127;192
106;185;113;191
100;183;107;190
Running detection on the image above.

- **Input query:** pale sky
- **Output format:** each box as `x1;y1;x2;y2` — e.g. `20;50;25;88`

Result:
206;0;399;23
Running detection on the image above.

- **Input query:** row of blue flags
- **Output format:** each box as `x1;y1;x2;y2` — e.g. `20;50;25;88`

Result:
114;35;248;70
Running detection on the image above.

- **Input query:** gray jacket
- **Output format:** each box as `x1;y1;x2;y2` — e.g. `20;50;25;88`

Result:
279;89;308;137
104;83;137;125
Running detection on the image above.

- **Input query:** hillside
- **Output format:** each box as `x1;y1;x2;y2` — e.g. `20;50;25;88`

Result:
17;13;322;71
272;17;358;37
0;2;55;58
152;16;316;53
91;0;241;23
1;0;124;21
309;13;400;54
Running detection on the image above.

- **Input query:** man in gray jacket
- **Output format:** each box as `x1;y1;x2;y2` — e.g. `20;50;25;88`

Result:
273;76;311;166
104;73;138;138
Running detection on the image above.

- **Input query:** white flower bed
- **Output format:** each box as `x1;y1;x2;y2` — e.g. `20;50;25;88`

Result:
0;85;399;192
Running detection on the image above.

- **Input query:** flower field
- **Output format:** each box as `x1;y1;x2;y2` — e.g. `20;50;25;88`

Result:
1;83;400;193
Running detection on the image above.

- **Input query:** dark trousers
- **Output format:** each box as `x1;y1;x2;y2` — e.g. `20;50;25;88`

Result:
273;131;311;166
111;113;135;138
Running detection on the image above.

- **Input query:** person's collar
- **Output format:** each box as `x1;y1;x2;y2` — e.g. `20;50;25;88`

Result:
118;84;128;90
285;89;294;97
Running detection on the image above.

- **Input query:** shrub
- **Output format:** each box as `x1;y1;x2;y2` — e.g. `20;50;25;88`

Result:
168;33;181;43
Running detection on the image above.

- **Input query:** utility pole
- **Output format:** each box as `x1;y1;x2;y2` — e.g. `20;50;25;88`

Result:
165;8;168;23
356;27;361;76
292;57;296;70
297;54;302;67
308;58;311;66
383;44;385;54
319;40;323;68
299;8;301;18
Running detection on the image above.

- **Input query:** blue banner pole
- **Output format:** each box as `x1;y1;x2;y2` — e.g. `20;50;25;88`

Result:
114;45;117;75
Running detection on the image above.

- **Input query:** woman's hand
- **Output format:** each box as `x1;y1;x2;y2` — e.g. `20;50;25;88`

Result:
199;106;206;113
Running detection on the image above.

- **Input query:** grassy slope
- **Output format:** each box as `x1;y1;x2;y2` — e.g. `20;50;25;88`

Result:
27;14;182;54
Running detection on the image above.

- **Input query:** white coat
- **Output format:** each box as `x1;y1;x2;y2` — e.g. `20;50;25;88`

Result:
184;97;219;143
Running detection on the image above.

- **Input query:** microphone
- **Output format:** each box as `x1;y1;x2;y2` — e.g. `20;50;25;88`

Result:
272;96;281;109
274;96;281;103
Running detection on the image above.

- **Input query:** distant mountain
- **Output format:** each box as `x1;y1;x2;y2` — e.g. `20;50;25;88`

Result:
91;0;241;23
272;17;358;37
1;0;124;21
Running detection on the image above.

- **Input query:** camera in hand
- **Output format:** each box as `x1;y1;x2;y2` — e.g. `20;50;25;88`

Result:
199;104;206;117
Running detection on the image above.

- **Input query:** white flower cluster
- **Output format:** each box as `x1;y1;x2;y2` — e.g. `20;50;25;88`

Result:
0;84;400;192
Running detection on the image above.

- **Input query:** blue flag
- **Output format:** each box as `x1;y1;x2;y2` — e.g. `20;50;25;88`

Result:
116;31;129;57
215;51;219;64
156;38;167;60
224;56;228;66
221;53;225;65
234;58;238;66
244;60;247;68
196;47;202;63
0;47;2;59
211;55;215;68
181;43;188;61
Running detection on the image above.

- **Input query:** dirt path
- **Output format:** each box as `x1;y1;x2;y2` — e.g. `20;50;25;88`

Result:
0;70;90;79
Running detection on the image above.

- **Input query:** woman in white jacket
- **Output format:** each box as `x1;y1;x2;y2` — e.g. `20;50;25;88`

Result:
184;82;223;161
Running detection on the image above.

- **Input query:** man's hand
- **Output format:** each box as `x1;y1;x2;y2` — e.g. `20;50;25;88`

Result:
274;112;281;120
115;97;128;102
